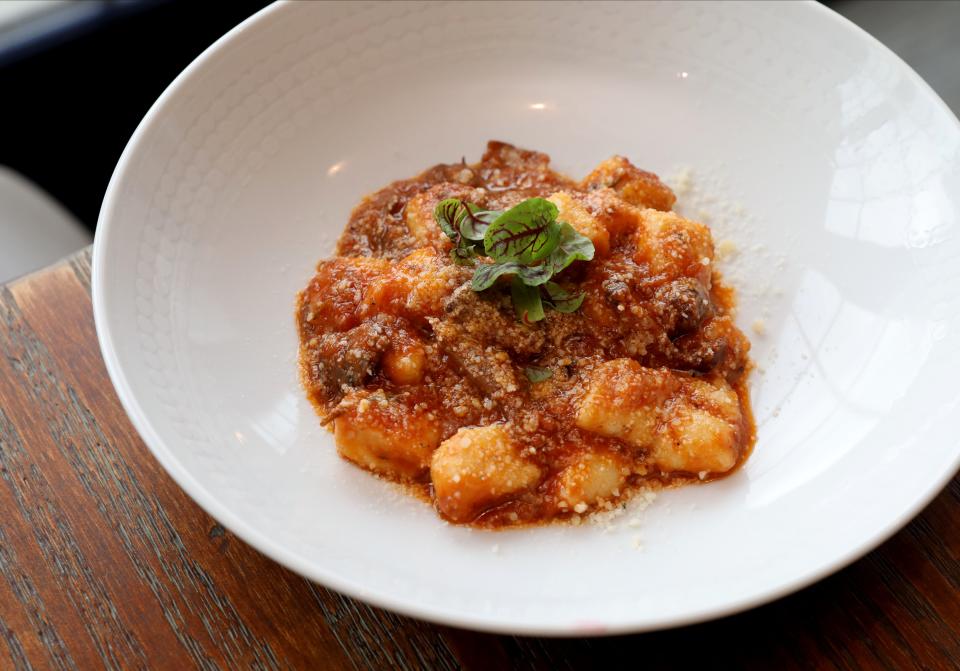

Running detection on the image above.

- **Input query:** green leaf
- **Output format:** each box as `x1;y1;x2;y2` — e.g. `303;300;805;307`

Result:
460;209;503;247
434;198;465;240
472;261;524;291
471;261;553;289
511;276;545;323
547;222;595;274
472;209;502;223
437;197;593;320
524;366;553;383
544;281;586;313
484;198;562;263
435;199;502;243
516;263;553;286
459;206;501;241
552;293;585;313
471;259;552;291
450;242;479;265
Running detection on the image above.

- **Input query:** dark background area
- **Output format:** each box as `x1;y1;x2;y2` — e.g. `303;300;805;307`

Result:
0;0;957;234
0;0;271;232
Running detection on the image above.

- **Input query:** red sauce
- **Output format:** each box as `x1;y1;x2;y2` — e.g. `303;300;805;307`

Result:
297;142;754;528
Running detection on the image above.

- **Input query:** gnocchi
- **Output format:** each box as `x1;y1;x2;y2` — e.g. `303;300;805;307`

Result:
334;393;440;479
298;142;753;527
556;451;629;509
431;424;542;523
577;359;744;475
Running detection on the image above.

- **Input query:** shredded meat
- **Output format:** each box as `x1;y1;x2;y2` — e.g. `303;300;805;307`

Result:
297;142;754;527
440;286;546;356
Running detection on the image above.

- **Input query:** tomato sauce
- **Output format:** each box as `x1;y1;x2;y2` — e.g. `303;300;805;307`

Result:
297;142;754;527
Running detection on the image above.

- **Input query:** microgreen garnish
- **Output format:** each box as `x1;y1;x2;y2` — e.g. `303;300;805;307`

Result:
483;198;561;263
435;197;594;321
434;200;493;265
546;222;595;275
543;281;586;313
511;276;545;323
524;366;553;383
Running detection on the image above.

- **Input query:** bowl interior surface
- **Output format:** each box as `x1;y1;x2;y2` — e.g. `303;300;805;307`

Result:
94;1;960;634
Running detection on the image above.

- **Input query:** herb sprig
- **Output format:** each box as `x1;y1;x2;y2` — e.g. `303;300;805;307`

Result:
434;197;594;322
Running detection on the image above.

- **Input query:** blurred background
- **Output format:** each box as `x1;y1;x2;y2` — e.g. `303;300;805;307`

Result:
0;0;957;283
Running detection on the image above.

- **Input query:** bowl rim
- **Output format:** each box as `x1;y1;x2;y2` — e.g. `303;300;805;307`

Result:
92;0;960;636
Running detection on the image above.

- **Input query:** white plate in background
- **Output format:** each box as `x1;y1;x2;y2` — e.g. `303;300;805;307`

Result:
92;1;960;635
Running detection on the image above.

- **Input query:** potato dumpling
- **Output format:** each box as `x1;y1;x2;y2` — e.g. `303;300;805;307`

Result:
431;424;541;522
580;156;676;212
576;359;679;448
334;393;440;479
635;209;714;282
547;191;611;257
556;451;629;510
299;256;390;332
576;359;742;475
576;187;648;238
366;248;468;320
651;378;742;474
381;333;427;385
382;344;426;385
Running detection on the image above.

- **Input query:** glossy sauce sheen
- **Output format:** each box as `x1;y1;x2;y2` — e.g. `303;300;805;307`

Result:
297;142;754;527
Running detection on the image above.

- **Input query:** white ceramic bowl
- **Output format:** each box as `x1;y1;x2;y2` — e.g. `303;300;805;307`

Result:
93;1;960;635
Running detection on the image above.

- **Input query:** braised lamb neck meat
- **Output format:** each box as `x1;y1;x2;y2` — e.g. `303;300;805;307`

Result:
297;141;754;527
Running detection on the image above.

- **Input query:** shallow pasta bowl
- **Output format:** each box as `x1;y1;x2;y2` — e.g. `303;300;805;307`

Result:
92;1;960;635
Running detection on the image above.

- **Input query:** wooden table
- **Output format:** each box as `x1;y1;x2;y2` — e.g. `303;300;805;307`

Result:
1;248;957;670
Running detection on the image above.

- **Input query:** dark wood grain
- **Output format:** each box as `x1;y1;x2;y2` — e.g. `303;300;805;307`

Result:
0;248;957;670
0;250;459;671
